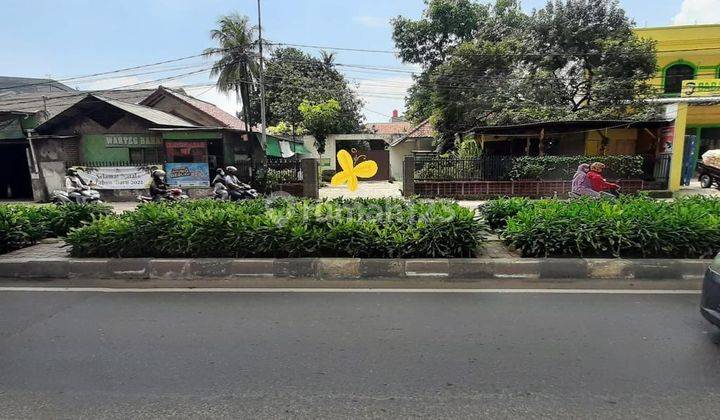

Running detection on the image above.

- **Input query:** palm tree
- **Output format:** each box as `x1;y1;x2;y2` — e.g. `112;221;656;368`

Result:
320;50;336;68
204;13;260;130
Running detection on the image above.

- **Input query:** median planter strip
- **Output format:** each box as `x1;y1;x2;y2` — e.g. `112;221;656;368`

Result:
0;257;710;281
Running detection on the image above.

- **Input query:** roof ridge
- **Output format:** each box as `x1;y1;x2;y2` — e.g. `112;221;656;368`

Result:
405;118;431;137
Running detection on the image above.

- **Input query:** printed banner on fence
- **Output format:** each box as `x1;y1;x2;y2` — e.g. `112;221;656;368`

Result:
77;165;159;190
165;162;210;187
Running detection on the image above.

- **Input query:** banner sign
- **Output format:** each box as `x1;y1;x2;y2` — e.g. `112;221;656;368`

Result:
660;126;675;153
77;165;159;190
166;141;206;149
105;134;161;148
681;79;720;98
165;162;210;187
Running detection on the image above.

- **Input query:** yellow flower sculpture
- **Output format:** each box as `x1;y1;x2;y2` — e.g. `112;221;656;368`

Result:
331;149;378;191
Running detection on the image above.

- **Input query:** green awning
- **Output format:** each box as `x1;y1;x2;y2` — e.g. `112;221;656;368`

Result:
266;137;282;157
292;142;309;154
265;135;308;157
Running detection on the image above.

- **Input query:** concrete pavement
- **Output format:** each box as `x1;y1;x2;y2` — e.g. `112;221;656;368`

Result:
1;288;719;418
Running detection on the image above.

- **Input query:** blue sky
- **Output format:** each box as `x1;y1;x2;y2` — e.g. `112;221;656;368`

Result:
1;0;717;121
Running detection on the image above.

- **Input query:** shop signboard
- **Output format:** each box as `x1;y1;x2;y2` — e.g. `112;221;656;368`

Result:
165;162;210;187
681;79;720;98
105;134;161;148
77;165;159;190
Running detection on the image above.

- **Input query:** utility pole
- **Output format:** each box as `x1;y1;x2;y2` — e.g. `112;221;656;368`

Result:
257;0;268;149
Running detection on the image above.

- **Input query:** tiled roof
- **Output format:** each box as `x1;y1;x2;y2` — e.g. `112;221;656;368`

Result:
388;118;435;146
157;87;256;131
405;118;434;138
366;121;414;135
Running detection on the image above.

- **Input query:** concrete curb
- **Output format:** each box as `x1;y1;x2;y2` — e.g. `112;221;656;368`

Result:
0;257;711;282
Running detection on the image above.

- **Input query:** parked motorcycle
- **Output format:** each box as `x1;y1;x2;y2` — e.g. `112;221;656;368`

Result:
51;188;103;205
137;188;189;203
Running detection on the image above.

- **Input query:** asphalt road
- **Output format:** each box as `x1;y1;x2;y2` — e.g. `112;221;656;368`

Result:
1;289;719;419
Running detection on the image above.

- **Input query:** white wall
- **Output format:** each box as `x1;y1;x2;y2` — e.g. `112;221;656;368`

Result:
303;133;433;181
390;141;414;181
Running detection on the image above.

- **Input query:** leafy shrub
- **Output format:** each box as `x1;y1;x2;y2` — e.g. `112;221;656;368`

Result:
0;203;111;254
479;197;534;230
509;155;644;180
415;155;644;182
501;196;720;258
66;199;488;258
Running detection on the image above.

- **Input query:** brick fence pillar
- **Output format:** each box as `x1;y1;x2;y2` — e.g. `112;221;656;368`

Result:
302;158;319;199
403;155;415;197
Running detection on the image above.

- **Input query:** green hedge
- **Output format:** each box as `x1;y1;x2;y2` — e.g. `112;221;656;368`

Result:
66;198;487;258
508;155;644;180
498;196;720;258
479;197;536;230
0;204;112;255
415;155;645;181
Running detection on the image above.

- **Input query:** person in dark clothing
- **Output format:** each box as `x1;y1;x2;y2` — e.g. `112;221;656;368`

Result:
224;166;247;201
212;168;229;200
150;169;169;201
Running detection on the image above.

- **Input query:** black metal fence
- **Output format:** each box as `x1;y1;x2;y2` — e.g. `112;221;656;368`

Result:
71;161;162;167
266;158;303;183
652;154;671;187
414;155;514;181
230;160;254;182
414;154;672;184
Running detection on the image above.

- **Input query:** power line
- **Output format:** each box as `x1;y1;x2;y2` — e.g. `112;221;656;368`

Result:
0;47;241;92
268;42;397;54
269;40;720;57
0;67;216;109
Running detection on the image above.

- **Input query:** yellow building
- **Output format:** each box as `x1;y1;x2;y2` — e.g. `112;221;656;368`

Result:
635;24;720;190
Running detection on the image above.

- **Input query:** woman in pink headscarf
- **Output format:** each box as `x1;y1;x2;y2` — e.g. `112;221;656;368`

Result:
571;163;600;198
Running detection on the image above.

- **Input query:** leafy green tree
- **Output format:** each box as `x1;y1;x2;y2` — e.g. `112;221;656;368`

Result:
428;1;529;146
395;0;658;150
392;0;488;68
523;0;657;119
204;13;261;130
299;99;345;153
251;47;363;138
267;121;307;136
392;0;489;122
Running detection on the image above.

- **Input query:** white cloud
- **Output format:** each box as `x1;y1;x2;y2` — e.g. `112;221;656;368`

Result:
353;15;389;29
673;0;720;25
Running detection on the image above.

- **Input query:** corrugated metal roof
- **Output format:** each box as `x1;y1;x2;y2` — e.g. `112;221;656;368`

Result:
0;89;156;117
34;94;196;134
0;76;75;95
471;119;672;134
95;95;194;127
